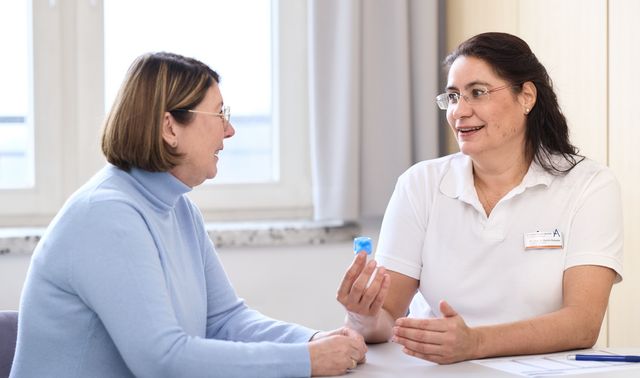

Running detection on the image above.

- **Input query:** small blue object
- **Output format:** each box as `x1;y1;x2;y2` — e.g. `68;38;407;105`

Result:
353;236;372;255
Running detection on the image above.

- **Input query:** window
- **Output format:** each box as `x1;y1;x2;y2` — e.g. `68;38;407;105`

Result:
0;1;32;189
104;0;274;184
0;0;311;226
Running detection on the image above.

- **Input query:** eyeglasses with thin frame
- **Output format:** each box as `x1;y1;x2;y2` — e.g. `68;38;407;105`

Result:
435;84;518;110
173;106;231;129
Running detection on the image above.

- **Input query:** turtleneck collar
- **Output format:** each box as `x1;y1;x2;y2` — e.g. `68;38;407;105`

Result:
128;167;192;210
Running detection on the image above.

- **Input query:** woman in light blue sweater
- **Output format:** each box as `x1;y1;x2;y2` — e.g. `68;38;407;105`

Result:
11;52;366;378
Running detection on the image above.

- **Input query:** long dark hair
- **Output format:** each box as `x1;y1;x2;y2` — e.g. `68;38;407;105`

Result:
444;32;583;174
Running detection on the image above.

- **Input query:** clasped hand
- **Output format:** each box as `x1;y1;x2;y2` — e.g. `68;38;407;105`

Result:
308;327;367;376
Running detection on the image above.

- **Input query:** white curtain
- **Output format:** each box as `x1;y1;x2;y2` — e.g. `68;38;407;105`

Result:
308;0;440;221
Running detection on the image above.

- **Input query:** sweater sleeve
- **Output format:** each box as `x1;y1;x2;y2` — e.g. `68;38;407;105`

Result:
70;200;314;378
201;238;316;344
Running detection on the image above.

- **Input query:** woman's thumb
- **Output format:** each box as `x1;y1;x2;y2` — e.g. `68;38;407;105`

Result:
439;300;458;318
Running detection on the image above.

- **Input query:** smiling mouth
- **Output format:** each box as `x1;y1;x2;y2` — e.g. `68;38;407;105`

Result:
457;126;484;134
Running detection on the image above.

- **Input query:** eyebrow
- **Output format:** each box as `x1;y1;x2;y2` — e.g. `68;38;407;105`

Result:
445;80;492;91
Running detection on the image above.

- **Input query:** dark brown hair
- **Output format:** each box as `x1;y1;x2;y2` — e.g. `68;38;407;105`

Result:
101;52;219;171
445;32;583;174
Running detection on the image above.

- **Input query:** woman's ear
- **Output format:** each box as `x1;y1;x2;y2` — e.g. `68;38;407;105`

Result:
521;81;537;114
162;112;179;148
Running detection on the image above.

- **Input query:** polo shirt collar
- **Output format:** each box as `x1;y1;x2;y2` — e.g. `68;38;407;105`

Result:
440;153;555;203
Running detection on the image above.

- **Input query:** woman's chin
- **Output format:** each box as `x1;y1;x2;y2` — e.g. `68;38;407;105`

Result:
206;168;218;181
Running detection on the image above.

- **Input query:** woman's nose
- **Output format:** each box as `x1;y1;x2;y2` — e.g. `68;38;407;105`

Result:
224;122;236;138
450;96;473;118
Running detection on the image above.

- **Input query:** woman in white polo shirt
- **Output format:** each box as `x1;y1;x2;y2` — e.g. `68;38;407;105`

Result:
337;32;623;364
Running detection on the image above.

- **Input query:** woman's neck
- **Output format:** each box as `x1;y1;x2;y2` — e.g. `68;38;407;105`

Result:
472;155;530;216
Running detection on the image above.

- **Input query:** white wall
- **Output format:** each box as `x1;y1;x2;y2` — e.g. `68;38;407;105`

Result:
218;240;356;330
607;0;640;347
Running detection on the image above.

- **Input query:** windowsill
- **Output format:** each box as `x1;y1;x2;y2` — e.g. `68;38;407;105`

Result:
0;220;361;256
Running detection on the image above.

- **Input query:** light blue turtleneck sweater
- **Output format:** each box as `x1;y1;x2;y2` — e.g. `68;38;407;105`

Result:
11;165;315;378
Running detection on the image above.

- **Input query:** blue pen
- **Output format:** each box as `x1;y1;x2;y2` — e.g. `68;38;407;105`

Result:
567;354;640;362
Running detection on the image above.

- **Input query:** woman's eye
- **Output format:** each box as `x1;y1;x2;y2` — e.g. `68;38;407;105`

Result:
471;88;487;98
447;93;459;103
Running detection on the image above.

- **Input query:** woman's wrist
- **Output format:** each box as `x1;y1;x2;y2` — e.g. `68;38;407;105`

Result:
345;310;393;343
471;326;488;360
346;311;377;329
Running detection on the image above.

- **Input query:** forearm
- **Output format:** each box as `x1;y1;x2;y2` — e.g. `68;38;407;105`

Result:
211;304;316;344
474;306;603;359
126;336;312;378
345;308;395;343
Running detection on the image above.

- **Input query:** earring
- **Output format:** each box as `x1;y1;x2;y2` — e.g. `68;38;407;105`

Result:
172;141;178;148
525;108;530;115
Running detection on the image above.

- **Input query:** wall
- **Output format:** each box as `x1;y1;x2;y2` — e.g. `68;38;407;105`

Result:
445;0;640;346
607;0;640;347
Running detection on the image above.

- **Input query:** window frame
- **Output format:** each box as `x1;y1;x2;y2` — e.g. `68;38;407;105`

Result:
0;0;312;226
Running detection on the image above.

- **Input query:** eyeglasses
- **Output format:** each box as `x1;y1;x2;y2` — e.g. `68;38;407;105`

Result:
183;105;231;123
173;105;231;131
435;84;517;110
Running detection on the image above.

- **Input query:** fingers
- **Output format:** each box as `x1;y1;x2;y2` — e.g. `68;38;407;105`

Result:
353;265;387;308
309;335;364;376
395;335;442;355
395;317;449;332
337;253;391;317
336;252;367;302
345;331;367;361
368;271;391;313
392;325;450;363
439;300;458;317
393;305;474;365
326;328;368;361
339;326;364;341
392;317;450;360
333;335;367;372
346;260;377;303
393;325;446;345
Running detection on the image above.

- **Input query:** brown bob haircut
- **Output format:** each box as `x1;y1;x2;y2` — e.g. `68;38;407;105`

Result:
101;52;219;172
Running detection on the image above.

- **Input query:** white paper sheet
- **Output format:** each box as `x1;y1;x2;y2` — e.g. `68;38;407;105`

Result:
472;350;640;377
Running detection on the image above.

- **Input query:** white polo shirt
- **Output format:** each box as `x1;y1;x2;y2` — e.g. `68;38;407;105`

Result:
375;153;623;327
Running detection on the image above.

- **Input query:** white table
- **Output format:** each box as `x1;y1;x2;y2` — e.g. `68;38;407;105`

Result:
349;342;640;377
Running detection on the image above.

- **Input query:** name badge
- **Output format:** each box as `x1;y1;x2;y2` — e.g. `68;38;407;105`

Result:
524;229;563;250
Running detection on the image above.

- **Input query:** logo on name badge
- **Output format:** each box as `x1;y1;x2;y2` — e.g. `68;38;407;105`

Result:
524;229;563;250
